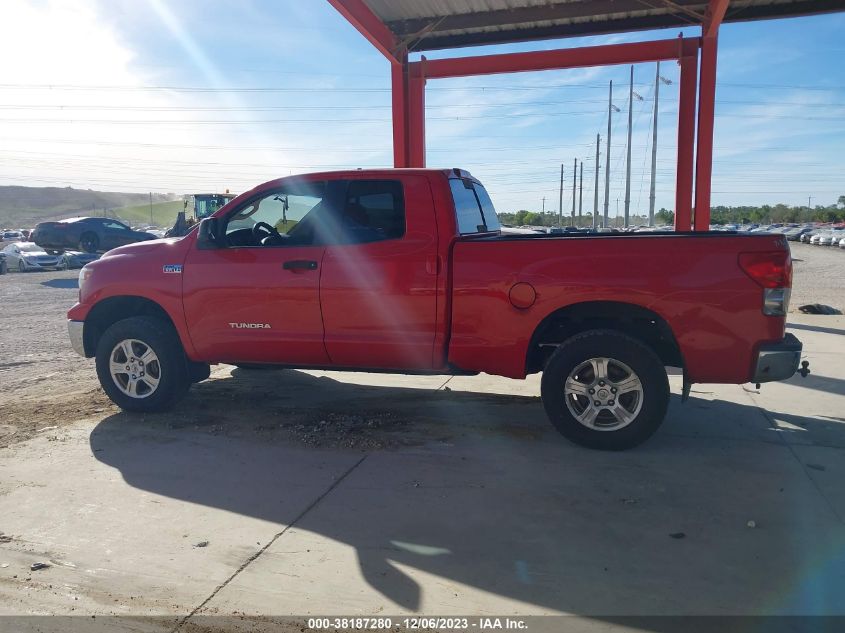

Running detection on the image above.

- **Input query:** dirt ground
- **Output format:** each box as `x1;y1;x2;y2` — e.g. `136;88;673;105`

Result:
0;241;841;448
788;241;845;312
0;268;515;451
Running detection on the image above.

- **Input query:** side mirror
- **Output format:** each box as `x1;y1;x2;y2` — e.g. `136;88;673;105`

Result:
197;218;220;249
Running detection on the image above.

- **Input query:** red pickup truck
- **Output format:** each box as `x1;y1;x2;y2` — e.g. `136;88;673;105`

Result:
67;169;803;450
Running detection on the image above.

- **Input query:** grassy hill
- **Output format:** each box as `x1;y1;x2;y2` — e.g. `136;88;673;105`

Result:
0;186;180;228
113;200;186;228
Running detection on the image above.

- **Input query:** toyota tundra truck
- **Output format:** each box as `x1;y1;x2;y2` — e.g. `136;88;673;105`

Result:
67;169;804;450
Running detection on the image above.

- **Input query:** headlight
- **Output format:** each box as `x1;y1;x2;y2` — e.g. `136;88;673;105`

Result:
78;266;92;299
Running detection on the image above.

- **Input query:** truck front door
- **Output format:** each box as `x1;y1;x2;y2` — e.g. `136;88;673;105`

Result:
182;181;332;365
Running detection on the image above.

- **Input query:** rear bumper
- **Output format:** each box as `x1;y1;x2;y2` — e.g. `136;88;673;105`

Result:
68;320;86;357
752;333;802;383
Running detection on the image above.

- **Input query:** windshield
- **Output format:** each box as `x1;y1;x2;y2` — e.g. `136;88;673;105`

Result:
195;194;235;220
19;243;42;252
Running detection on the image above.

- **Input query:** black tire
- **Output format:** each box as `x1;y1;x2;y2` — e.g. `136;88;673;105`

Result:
540;329;669;450
0;260;6;275
17;259;26;273
95;316;190;412
80;232;99;253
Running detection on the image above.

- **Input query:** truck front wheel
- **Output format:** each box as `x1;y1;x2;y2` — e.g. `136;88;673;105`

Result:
540;329;669;450
95;316;190;412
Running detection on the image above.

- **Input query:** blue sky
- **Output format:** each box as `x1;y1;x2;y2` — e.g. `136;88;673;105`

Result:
0;0;843;217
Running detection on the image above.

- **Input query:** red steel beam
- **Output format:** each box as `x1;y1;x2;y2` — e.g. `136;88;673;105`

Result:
675;44;699;232
413;37;690;79
703;0;729;37
327;0;399;63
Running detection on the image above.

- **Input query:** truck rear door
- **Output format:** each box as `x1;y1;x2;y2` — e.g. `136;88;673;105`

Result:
319;176;440;370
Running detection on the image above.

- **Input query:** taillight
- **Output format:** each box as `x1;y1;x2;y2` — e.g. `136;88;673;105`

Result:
738;251;792;288
739;251;792;316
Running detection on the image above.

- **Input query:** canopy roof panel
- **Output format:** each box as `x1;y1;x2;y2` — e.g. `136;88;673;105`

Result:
359;0;845;51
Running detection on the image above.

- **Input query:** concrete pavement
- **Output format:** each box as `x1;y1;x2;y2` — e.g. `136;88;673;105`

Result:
0;315;844;630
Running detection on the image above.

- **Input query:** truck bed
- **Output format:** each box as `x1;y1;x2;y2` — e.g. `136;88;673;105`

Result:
447;231;790;382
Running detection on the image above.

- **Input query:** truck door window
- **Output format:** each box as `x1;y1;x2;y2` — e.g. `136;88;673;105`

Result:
341;180;405;243
223;181;326;247
450;178;501;234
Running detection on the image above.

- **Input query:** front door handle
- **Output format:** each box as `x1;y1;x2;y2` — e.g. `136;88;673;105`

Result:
283;259;318;271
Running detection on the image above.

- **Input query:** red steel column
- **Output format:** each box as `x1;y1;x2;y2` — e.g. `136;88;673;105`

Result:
408;59;426;167
693;36;717;231
391;52;409;167
694;0;728;231
675;44;698;232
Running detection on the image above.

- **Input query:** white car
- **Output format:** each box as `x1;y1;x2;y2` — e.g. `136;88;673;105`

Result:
1;242;62;272
810;232;827;245
2;230;23;242
819;230;845;246
839;237;845;249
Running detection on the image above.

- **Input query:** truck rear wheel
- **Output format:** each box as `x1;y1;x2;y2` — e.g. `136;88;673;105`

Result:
95;316;190;412
540;329;669;450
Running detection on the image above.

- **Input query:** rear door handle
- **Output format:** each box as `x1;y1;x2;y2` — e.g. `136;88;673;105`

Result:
283;259;318;271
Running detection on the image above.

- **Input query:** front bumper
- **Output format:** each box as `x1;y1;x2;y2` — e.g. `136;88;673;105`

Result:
68;320;85;357
752;333;803;383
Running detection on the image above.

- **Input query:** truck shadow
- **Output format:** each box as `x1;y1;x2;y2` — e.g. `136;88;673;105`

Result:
89;369;845;617
40;278;78;289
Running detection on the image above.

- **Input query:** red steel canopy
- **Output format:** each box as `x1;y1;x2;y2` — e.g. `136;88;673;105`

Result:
328;0;845;230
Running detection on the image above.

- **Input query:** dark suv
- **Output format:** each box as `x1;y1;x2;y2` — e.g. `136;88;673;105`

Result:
32;217;157;253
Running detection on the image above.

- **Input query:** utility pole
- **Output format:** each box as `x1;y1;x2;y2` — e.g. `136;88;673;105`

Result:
149;192;153;224
542;196;546;215
649;62;660;226
624;66;633;227
808;195;813;213
578;160;584;225
604;80;613;228
571;158;577;225
558;164;564;227
593;134;600;230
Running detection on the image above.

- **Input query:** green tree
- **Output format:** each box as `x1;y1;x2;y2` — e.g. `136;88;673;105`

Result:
655;208;674;225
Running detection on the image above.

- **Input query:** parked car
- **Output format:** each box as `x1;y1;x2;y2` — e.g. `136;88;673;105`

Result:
839;237;845;249
784;227;814;241
32;217;158;254
818;230;845;246
59;250;101;270
68;168;804;451
2;241;62;272
2;230;23;242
